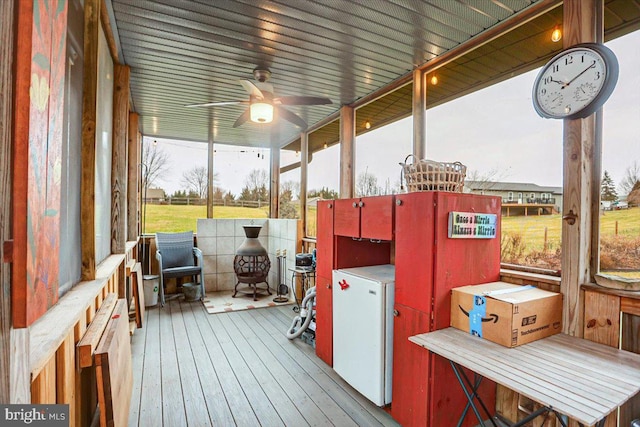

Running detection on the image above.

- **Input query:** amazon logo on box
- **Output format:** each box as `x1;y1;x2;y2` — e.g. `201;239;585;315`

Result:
450;282;562;348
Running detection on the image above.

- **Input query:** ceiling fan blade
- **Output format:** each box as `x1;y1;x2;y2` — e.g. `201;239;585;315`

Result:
239;80;265;99
275;96;332;106
276;106;307;129
185;100;247;108
233;107;251;128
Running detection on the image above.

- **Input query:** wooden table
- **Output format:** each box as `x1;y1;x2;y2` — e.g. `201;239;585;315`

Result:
410;327;640;427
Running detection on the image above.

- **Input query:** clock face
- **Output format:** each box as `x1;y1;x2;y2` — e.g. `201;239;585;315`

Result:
532;44;619;119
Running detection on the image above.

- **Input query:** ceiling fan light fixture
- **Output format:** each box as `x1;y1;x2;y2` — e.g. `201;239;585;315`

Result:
250;102;273;123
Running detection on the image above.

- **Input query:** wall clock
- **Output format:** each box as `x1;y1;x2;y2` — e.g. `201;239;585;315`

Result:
532;43;619;119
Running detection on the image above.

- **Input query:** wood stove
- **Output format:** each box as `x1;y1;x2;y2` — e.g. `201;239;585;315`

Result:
233;225;271;301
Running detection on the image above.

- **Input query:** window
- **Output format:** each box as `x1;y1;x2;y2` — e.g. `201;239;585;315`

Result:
307;141;340;237
530;193;535;199
94;26;113;264
599;30;640;280
508;192;514;201
59;2;83;296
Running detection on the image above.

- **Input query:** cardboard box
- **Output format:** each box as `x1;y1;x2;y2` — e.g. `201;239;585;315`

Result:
451;282;562;347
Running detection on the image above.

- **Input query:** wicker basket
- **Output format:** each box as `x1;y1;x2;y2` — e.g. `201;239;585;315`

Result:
400;155;467;193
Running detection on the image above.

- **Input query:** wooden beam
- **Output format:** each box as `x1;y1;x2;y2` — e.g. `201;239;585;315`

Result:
81;0;102;281
127;112;139;241
270;147;280;218
560;0;598;337
207;134;214;218
583;290;620;348
77;293;118;368
111;64;130;255
339;106;355;199
100;0;118;62
10;328;29;403
0;0;15;402
412;69;426;159
300;132;308;230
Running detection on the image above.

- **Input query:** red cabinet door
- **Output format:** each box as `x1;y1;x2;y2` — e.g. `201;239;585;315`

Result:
316;200;335;279
432;193;501;329
394;192;435;313
391;304;431;427
333;198;360;237
315;275;332;366
360;195;394;240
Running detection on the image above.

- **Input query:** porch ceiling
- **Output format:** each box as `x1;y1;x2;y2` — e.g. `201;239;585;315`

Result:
110;0;640;152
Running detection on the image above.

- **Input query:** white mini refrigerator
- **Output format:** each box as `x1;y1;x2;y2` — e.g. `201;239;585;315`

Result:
332;264;395;406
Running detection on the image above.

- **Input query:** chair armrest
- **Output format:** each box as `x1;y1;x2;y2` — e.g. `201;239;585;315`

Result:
192;247;203;265
156;250;163;269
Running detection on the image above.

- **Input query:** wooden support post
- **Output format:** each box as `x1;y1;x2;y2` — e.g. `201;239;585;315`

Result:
560;0;598;337
81;0;102;280
127;112;139;241
412;68;426;160
207;133;214;218
339;106;355;199
270;147;280;218
0;0;15;403
111;64;130;255
10;329;29;403
300;132;308;231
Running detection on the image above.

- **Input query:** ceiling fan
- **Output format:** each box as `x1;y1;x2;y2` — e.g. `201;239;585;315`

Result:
186;68;332;129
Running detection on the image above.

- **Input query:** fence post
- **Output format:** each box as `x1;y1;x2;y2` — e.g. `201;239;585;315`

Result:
543;227;548;251
615;220;618;236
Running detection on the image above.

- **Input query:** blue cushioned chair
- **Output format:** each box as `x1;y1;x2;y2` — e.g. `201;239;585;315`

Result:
155;231;204;306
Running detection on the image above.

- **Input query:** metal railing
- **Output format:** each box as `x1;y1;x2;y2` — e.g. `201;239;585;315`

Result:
502;198;556;205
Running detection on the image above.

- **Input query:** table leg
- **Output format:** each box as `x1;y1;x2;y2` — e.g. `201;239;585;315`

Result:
451;361;495;427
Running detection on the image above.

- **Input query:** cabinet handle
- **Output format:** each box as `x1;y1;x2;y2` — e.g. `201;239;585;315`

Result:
327;284;331;289
352;202;357;208
393;309;399;317
396;199;403;206
328;203;332;209
359;201;364;207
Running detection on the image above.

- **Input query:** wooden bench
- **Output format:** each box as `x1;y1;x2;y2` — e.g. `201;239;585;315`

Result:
410;327;640;427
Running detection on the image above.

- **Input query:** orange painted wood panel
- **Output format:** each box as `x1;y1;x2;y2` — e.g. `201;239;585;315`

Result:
333;198;360;237
315;275;333;366
360;195;395;240
316;200;335;280
394;191;435;313
391;304;430;427
433;193;502;329
31;356;56;404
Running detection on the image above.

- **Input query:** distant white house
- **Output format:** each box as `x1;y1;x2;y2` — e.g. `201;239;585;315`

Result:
144;187;165;202
465;181;563;216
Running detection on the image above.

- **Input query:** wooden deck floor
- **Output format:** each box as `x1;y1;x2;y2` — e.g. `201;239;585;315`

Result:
128;298;400;426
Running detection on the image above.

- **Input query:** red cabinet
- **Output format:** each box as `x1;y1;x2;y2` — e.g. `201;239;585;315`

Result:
316;201;335;280
392;192;501;427
333;195;394;240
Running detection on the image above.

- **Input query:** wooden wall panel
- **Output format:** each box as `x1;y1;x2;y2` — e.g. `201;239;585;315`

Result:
56;334;75;426
81;0;101;281
31;356;56;404
111;64;130;255
0;0;15;403
583;290;620;347
126;113;139;241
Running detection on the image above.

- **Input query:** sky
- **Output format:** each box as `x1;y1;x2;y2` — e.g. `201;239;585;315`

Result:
147;30;639;197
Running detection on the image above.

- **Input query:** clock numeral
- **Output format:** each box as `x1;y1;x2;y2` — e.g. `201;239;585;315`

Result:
540;88;546;95
595;71;601;80
581;55;585;63
552;64;559;73
544;76;552;85
564;55;573;65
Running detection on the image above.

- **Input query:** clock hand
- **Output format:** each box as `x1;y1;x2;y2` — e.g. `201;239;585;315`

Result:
562;60;596;88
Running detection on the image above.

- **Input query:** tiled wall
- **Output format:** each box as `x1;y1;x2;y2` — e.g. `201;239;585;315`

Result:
196;218;299;295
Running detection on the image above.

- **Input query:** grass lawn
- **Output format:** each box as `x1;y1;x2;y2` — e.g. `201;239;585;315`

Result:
501;207;640;252
143;204;269;233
